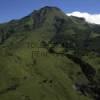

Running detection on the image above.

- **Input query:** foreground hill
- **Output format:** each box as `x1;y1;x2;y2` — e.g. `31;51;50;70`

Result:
0;6;100;100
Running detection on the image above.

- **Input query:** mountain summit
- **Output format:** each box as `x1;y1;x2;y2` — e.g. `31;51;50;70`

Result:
0;6;100;100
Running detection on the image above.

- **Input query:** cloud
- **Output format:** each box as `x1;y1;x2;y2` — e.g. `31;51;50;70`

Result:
66;11;100;24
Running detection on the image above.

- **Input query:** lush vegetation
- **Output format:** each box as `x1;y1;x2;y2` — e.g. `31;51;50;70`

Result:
0;6;100;100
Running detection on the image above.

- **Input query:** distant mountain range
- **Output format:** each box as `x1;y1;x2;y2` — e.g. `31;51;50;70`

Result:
0;6;100;100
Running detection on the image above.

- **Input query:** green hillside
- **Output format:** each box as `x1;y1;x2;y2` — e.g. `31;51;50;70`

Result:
0;6;100;100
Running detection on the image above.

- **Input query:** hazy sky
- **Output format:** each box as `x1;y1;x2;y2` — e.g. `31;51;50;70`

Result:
0;0;100;23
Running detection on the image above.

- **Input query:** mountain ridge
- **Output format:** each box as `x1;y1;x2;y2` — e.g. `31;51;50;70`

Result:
0;6;100;100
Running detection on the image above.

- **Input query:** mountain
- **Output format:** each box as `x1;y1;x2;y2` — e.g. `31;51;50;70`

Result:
0;6;100;100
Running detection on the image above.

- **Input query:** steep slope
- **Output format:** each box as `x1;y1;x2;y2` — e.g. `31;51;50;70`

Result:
0;6;100;100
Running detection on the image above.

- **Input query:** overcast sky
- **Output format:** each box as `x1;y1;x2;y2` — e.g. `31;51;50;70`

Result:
0;0;100;24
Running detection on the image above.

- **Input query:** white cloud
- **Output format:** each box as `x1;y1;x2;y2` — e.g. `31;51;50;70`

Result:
66;11;100;24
